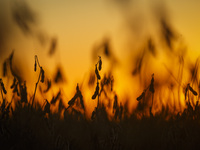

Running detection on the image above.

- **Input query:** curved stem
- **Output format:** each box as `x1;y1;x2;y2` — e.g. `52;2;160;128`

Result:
35;55;41;68
32;71;41;106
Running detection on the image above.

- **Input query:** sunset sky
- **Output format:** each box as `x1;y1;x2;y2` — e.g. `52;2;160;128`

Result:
0;0;200;113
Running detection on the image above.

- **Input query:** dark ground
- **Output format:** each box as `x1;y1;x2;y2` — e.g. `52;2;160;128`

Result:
1;100;200;150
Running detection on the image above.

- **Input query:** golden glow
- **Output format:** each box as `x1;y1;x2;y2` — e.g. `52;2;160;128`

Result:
0;0;200;118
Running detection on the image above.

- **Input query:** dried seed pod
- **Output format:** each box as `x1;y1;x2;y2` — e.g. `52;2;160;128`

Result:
20;82;27;103
189;84;197;96
113;94;118;112
114;107;120;120
95;65;101;80
3;61;7;77
50;91;61;105
50;96;56;105
111;77;114;91
1;99;6;111
13;83;19;96
98;56;102;71
44;99;50;114
58;99;64;112
34;56;37;72
54;90;61;101
91;111;96;120
96;82;100;92
10;78;16;89
136;91;145;101
40;67;45;83
68;93;78;106
11;106;14;115
9;51;14;62
2;84;7;94
92;82;99;99
185;85;189;100
148;39;156;57
104;42;110;57
4;103;11;119
92;90;98;99
149;106;153;117
43;79;51;93
79;93;85;110
49;37;57;56
0;79;7;94
53;67;66;83
76;83;80;92
91;107;97;120
149;74;154;93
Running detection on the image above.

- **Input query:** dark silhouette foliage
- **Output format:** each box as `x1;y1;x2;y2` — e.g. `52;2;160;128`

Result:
1;55;200;150
67;84;84;110
53;66;66;83
43;79;51;93
48;37;57;56
0;79;7;95
92;82;99;100
136;91;145;101
50;90;61;105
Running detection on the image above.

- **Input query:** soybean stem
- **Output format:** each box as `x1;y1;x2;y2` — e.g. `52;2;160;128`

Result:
32;70;41;106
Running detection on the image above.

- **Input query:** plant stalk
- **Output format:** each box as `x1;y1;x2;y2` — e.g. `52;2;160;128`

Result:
32;71;41;106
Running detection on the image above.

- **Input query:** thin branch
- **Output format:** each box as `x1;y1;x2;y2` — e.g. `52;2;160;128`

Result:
32;69;42;106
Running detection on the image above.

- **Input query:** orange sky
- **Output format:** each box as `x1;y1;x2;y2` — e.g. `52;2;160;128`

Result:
25;0;200;67
1;0;200;77
0;0;200;115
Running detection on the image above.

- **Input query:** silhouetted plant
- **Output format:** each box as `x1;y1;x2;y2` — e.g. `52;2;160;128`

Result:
10;77;16;89
43;99;50;114
32;55;45;106
184;83;198;104
20;81;28;103
2;51;14;78
132;50;145;76
113;94;118;113
1;52;200;150
43;79;51;93
53;66;66;83
149;74;155;116
99;74;114;96
160;18;176;50
92;82;99;100
58;98;65;114
0;99;12;120
92;56;102;108
136;91;145;101
67;84;84;110
11;78;20;96
136;73;155;116
49;37;57;56
50;90;61;105
113;94;119;120
112;94;123;121
0;79;7;98
0;79;12;120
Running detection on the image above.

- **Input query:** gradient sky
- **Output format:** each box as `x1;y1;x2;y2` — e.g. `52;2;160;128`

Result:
1;0;200;77
0;0;200;112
